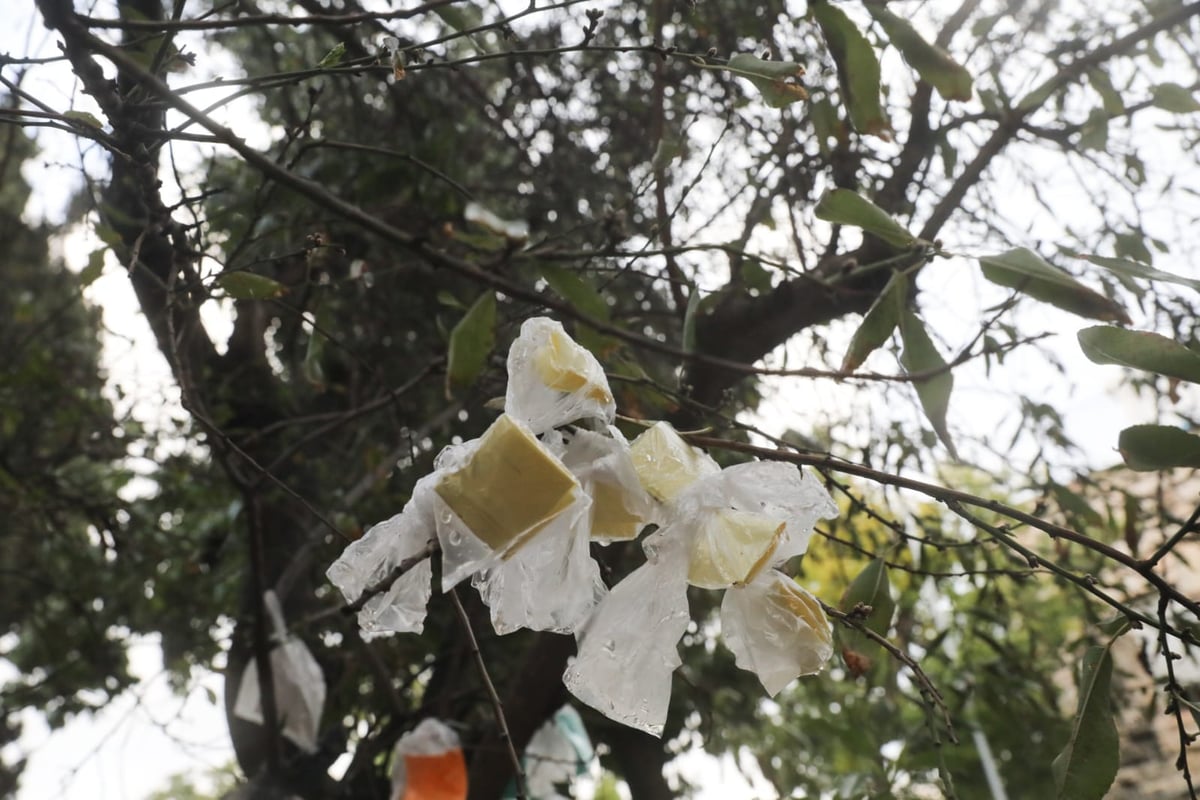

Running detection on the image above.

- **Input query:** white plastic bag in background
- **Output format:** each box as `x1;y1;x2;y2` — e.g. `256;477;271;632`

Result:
233;591;326;753
389;718;467;800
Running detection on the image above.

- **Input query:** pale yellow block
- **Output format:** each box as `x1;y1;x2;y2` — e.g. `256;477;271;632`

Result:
435;415;578;552
589;480;645;541
629;421;718;503
773;578;833;647
687;509;785;590
533;328;613;405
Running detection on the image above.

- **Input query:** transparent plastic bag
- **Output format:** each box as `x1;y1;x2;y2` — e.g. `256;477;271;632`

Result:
504;705;593;800
505;318;615;434
563;536;690;737
721;570;834;695
233;591;326;753
628;421;720;503
326;475;436;637
471;491;603;635
560;427;659;542
389;718;468;800
433;414;583;590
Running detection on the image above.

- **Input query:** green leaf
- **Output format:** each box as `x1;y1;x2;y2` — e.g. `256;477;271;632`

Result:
317;42;346;69
445;291;497;398
1118;425;1200;471
1087;68;1125;115
811;2;891;139
1080;253;1200;293
978;248;1130;324
724;53;809;108
841;272;907;372
1078;108;1109;152
815;189;917;249
837;558;896;677
539;264;610;322
215;272;286;300
867;8;973;101
302;310;329;389
1151;82;1200;114
80;249;106;288
1078;326;1200;383
899;311;957;458
682;289;704;353
1052;646;1120;800
63;110;104;130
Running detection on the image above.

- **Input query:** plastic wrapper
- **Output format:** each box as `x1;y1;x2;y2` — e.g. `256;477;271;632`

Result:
433;413;582;589
710;461;838;564
326;475;436;638
505;318;615;434
628;421;720;503
721;570;834;695
389;718;468;800
233;591;326;753
563;536;690;737
560;428;659;542
471;491;604;634
503;705;594;799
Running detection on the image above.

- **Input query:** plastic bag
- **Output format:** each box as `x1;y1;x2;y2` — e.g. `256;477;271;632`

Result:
721;570;834;695
326;474;436;637
433;413;583;589
233;591;326;753
471;490;603;635
505;318;615;434
503;705;594;800
563;535;690;737
628;421;720;503
559;427;659;542
390;718;467;800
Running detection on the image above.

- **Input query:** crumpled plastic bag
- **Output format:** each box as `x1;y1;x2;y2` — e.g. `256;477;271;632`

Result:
471;489;603;635
559;427;659;542
505;318;615;435
672;460;840;589
389;718;467;800
628;421;720;504
563;535;690;737
721;569;834;695
326;474;436;638
433;413;583;590
503;705;594;800
233;591;326;753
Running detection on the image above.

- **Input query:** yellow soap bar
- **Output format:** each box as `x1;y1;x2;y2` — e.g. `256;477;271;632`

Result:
534;328;613;405
588;479;645;542
773;578;832;647
629;422;718;503
435;414;578;552
687;509;785;590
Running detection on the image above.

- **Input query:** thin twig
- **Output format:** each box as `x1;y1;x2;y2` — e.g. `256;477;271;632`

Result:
449;587;528;800
1158;593;1200;800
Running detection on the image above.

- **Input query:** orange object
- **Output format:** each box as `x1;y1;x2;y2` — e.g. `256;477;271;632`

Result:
390;719;468;800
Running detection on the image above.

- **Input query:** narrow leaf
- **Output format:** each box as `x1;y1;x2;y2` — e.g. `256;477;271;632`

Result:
867;8;973;101
81;248;106;287
216;272;286;300
445;291;497;398
64;110;104;130
1078;326;1200;384
1080;253;1200;293
302;310;329;389
724;53;809;107
815;189;917;249
1052;646;1119;800
539;264;610;322
317;42;346;69
979;248;1130;324
1118;425;1200;471
841;272;907;372
1151;82;1200;114
811;2;891;139
899;311;957;458
838;558;896;677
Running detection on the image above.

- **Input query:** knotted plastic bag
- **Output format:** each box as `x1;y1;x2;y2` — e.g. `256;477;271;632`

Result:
505;317;615;434
563;535;690;737
389;718;468;800
433;413;583;590
721;570;834;695
233;591;326;753
326;474;436;638
560;427;659;543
